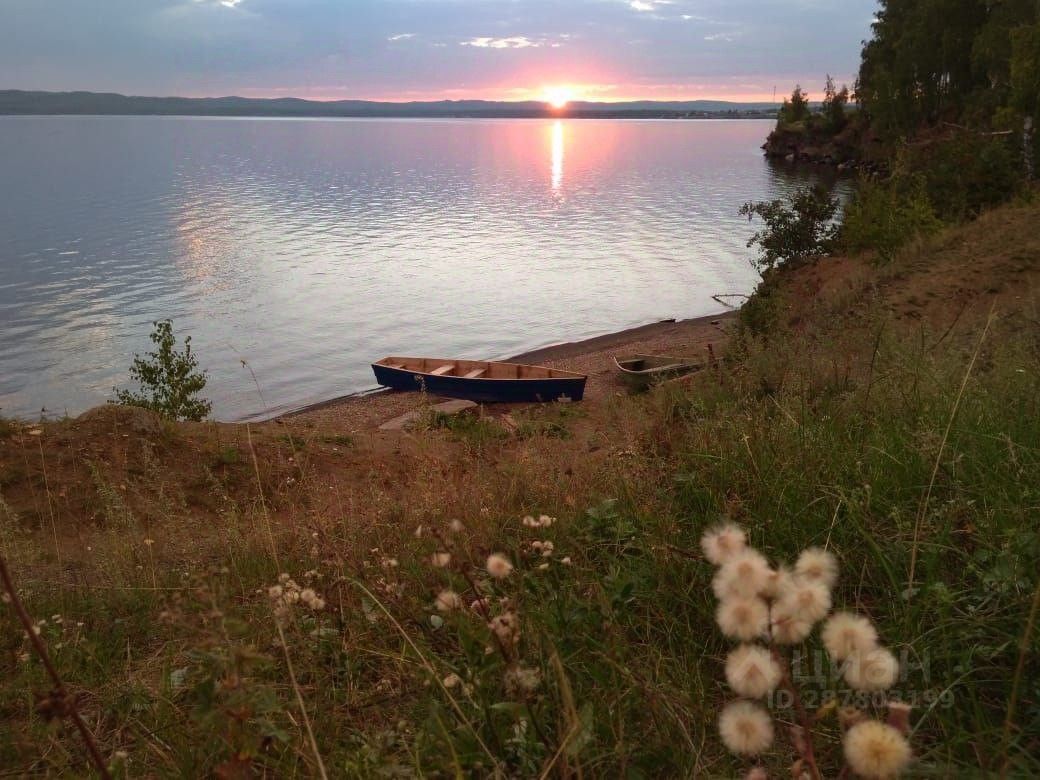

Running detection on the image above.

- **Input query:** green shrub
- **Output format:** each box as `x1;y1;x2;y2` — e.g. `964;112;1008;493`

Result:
740;187;840;271
113;320;212;422
841;175;942;260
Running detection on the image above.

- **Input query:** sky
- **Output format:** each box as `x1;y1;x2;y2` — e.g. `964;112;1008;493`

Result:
0;0;879;103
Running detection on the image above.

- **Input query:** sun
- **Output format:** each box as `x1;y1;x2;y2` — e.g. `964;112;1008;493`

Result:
543;85;573;110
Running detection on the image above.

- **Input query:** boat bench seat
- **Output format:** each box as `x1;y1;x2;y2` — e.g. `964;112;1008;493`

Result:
462;368;486;379
387;363;405;369
430;364;454;376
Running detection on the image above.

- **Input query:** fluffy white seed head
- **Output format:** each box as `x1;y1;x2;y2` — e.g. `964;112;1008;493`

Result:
761;565;796;601
430;552;452;568
776;579;832;624
843;720;912;778
718;700;774;756
716;597;770;641
844;647;900;692
713;549;772;600
770;607;814;645
725;644;783;698
795;547;839;589
701;523;748;565
822;612;878;661
435;589;462;612
486;553;514;579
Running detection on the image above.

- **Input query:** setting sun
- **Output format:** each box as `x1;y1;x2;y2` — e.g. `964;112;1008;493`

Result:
543;85;574;109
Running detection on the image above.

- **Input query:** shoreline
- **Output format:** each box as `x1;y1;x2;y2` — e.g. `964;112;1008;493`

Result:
283;309;736;424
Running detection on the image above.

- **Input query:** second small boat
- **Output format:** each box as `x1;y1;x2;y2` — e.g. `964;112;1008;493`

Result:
372;357;587;403
613;353;702;391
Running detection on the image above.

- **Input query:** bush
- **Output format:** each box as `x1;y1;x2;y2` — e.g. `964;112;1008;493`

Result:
841;175;942;261
740;187;840;271
113;320;212;421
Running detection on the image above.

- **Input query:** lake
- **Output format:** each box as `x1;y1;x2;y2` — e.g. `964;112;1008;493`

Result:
0;116;839;421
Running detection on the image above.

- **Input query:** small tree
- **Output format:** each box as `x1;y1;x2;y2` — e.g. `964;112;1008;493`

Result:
778;85;810;126
114;320;212;421
740;187;840;271
822;75;850;132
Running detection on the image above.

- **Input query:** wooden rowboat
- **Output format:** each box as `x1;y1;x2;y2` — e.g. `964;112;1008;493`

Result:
613;353;702;391
371;357;587;403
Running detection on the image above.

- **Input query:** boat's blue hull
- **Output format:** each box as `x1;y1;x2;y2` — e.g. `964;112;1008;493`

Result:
371;364;586;403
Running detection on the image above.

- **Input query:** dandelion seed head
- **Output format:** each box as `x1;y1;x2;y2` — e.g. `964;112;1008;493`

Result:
843;720;912;778
430;552;452;568
777;580;832;624
845;647;899;692
718;700;774;756
267;585;284;599
700;523;747;565
716;596;770;641
712;549;771;600
795;547;839;589
761;564;796;600
770;608;814;645
822;612;878;661
435;589;463;612
489;611;520;645
504;664;542;696
560;556;572;565
725;644;782;698
448;519;465;533
486;553;514;579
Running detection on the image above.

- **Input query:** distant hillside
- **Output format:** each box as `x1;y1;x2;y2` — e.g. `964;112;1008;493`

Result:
0;90;779;119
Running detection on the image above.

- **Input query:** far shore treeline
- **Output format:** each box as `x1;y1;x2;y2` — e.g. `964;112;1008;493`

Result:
0;89;780;119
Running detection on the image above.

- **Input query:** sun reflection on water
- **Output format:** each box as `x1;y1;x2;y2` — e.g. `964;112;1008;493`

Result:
550;120;564;193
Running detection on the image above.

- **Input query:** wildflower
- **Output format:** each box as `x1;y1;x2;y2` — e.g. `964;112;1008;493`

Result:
531;540;554;557
725;644;782;698
560;556;572;565
795;547;839;589
504;665;542;696
488;611;520;645
822;612;878;661
539;514;556;527
448;519;465;533
718;700;774;756
843;720;912;778
470;597;490;614
430;552;452;567
443;672;462;688
761;565;795;600
776;580;832;624
770;608;814;645
381;557;399;569
278;573;291;583
435;590;462;612
712;549;771;600
267;585;284;599
716;596;769;641
537;562;549;570
844;647;899;692
486;553;514;579
300;588;325;610
522;515;537;527
700;522;747;565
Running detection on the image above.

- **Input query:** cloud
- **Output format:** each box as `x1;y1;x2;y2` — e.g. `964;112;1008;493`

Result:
460;36;542;49
387;33;415;42
629;0;672;11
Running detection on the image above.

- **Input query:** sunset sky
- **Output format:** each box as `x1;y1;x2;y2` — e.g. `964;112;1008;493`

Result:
1;0;878;103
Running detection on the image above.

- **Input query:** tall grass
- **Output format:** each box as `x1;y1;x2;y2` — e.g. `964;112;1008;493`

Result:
1;310;1037;776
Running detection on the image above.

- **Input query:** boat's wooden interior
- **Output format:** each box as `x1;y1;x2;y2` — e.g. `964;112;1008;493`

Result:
615;354;696;372
375;357;585;380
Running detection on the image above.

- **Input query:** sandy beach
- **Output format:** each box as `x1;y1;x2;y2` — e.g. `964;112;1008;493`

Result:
287;309;737;431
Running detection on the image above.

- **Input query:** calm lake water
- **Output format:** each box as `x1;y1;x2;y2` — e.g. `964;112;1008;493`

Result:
0;116;840;421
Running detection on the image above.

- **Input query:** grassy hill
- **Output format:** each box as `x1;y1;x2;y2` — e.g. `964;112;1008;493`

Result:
1;198;1039;775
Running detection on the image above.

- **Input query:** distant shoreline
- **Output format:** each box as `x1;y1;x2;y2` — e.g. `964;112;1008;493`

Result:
0;88;780;120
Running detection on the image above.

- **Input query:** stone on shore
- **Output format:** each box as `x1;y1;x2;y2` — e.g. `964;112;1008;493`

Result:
378;399;478;431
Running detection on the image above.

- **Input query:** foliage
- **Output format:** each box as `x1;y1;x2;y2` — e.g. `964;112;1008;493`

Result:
777;84;810;127
841;175;942;260
857;0;1039;136
740;187;840;271
113;320;211;422
822;74;850;132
